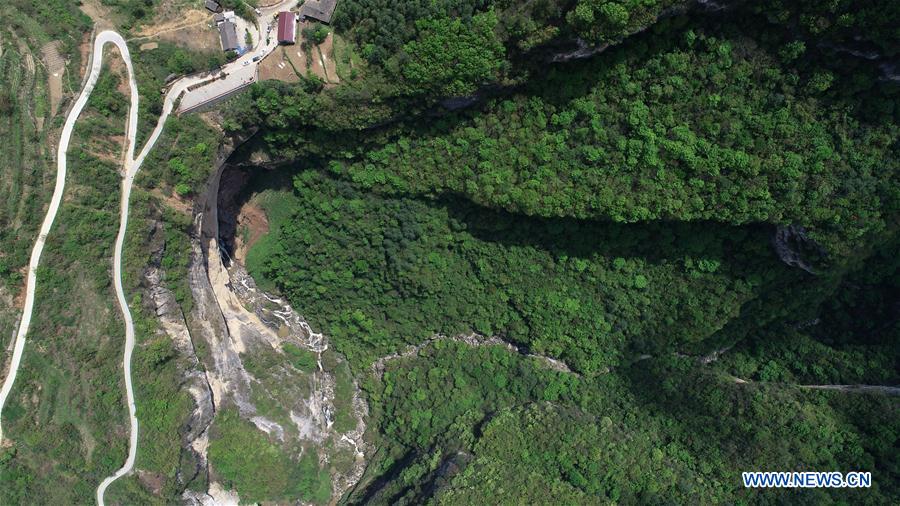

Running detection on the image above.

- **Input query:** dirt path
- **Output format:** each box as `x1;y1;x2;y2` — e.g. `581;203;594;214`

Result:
371;333;576;380
798;384;900;396
40;41;66;118
132;10;209;39
727;375;899;395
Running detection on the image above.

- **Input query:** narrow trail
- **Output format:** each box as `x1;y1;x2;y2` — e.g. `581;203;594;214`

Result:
797;384;900;396
728;375;900;395
129;19;207;42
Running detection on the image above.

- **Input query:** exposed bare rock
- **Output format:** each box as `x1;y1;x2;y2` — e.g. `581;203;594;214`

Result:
772;224;825;274
799;384;900;396
731;376;900;396
698;345;733;364
208;256;369;499
371;333;577;379
548;38;610;63
141;224;216;492
880;62;900;82
184;144;370;501
188;237;255;415
695;0;733;12
182;482;239;505
440;95;481;111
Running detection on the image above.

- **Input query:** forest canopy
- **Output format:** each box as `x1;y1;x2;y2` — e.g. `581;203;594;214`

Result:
230;1;898;503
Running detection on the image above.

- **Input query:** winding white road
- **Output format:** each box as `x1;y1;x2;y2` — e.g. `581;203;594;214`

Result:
0;33;136;446
0;3;296;503
0;31;146;506
0;28;206;503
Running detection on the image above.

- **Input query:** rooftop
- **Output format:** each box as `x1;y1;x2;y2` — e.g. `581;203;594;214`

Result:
298;0;337;24
219;20;239;51
277;11;296;44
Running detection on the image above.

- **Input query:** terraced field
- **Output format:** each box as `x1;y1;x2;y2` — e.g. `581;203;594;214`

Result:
0;2;88;381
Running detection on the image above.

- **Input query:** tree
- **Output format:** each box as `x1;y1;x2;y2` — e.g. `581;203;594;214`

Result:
599;2;629;30
0;91;12;115
401;11;506;97
302;24;330;45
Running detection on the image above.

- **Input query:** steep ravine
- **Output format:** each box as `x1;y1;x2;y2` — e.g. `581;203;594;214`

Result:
181;146;368;504
142;221;215;492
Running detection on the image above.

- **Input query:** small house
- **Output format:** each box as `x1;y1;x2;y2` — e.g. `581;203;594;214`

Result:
298;0;337;24
213;12;225;25
205;0;221;13
277;11;296;45
219;21;239;51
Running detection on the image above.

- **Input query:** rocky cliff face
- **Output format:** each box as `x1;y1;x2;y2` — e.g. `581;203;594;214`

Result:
138;217;216;494
145;262;216;488
772;225;826;274
177;145;369;503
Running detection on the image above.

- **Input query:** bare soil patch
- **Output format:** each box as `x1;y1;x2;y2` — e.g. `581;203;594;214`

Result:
259;46;300;83
0;285;14;321
78;33;92;83
136;14;203;39
284;44;309;77
137;470;166;496
139;42;159;51
152;188;193;216
234;200;269;264
79;0;117;29
198;111;224;131
133;10;219;52
295;21;334;83
104;50;131;98
91;134;127;166
142;0;199;26
12;269;27;309
41;42;66;117
308;46;327;82
317;33;339;84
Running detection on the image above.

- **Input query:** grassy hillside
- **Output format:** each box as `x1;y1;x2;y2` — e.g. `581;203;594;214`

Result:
0;61;131;504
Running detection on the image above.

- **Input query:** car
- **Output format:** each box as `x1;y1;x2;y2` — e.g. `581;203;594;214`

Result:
242;60;250;66
254;8;262;15
252;56;262;62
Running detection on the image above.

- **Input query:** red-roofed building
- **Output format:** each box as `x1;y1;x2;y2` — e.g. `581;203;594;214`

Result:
277;12;296;45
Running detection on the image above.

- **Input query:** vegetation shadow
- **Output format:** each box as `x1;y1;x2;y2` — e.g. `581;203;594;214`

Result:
441;195;780;268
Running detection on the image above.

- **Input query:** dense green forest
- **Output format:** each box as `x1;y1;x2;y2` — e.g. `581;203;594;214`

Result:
230;16;898;255
232;0;898;504
0;0;896;503
248;169;805;373
347;343;898;504
328;27;896;253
